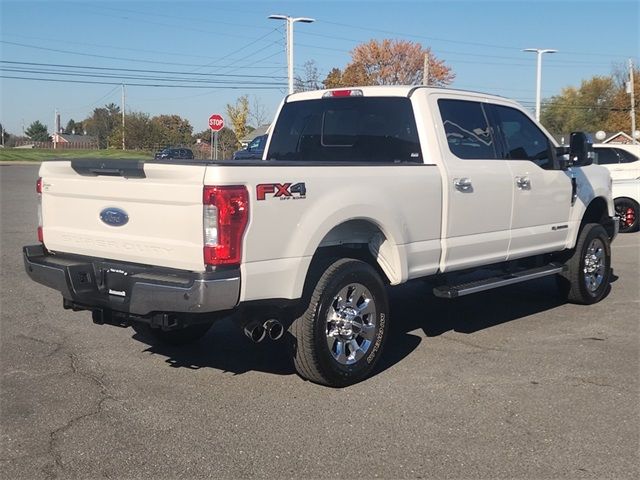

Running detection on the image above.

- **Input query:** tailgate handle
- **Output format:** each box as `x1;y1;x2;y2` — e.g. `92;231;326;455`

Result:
71;159;146;178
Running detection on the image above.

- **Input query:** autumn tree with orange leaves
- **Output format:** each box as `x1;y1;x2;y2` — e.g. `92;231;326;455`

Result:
323;39;454;89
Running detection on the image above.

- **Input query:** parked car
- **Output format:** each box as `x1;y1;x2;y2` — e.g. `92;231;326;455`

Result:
24;86;617;387
593;144;639;180
612;178;640;233
232;134;267;160
154;148;194;160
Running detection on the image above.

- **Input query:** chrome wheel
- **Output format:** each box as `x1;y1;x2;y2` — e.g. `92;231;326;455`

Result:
326;283;377;365
583;238;606;293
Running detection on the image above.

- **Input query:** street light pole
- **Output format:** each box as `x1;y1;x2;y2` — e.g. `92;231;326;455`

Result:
629;58;637;144
269;14;315;95
523;48;557;122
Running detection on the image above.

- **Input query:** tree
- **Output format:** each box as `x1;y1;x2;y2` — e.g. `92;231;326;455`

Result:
0;122;9;145
216;127;240;159
540;72;639;135
323;39;454;88
249;96;269;128
295;60;322;92
65;119;83;134
108;112;163;150
25;120;50;142
604;65;639;133
226;95;250;145
193;127;238;160
151;114;193;146
323;68;344;89
84;103;121;148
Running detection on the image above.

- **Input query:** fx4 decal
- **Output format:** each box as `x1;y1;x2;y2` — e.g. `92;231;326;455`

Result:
256;182;306;201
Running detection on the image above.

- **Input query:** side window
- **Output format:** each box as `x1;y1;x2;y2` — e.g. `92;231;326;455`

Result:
492;105;553;169
613;148;639;164
437;99;496;159
594;148;620;165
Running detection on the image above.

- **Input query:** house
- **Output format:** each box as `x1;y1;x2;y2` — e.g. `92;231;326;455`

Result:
52;132;98;149
602;131;637;145
239;124;270;148
552;131;640;146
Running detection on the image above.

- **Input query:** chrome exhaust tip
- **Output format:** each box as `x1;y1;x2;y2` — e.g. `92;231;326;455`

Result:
264;319;284;341
244;321;266;343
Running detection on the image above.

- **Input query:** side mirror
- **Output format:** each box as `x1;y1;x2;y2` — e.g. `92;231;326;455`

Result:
569;132;594;167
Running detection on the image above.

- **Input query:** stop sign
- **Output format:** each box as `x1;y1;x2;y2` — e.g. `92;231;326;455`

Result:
208;114;224;132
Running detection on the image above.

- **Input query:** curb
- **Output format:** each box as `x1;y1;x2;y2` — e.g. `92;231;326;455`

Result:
0;161;43;166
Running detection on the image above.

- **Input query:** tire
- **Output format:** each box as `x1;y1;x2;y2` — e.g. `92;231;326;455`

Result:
289;258;389;387
614;197;639;233
558;223;611;305
131;321;212;346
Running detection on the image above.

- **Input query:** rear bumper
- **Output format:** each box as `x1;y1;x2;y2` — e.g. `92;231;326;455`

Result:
23;245;240;316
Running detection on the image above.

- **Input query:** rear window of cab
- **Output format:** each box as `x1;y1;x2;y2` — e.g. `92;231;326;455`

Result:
266;97;422;163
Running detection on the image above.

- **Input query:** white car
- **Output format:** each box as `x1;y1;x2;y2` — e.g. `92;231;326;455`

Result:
593;144;640;180
613;178;640;233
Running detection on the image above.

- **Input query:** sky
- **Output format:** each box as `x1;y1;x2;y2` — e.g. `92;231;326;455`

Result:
1;0;639;136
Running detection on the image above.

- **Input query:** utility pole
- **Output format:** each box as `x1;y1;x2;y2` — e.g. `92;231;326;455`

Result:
121;83;126;150
629;59;637;144
54;108;58;149
423;53;429;86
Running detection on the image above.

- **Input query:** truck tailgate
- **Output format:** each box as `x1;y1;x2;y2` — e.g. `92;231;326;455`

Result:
40;160;207;271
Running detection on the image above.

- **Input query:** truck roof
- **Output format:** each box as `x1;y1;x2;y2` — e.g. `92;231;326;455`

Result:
286;85;509;103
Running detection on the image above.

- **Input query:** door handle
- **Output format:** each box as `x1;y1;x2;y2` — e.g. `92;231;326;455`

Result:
454;177;473;192
516;176;531;190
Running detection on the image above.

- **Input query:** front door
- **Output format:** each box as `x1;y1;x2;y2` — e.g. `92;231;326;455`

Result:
489;104;572;259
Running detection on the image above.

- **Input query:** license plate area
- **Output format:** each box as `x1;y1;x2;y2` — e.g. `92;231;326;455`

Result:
105;268;130;297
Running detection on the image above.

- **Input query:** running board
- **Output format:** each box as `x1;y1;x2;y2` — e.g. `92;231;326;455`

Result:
433;263;566;299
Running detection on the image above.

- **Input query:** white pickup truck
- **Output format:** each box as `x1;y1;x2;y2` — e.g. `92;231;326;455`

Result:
24;86;618;387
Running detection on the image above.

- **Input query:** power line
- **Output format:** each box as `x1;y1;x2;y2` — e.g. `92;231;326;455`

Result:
190;27;284;74
74;4;271;42
1;33;270;62
63;86;121;114
0;67;285;86
0;40;286;69
316;19;637;59
75;3;274;31
0;60;288;80
0;75;284;90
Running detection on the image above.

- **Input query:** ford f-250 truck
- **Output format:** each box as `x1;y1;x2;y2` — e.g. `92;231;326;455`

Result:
24;86;618;387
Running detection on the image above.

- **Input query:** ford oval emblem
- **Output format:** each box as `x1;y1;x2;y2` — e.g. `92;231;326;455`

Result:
100;207;129;227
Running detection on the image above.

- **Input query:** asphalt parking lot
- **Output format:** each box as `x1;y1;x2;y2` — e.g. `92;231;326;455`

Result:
1;164;638;479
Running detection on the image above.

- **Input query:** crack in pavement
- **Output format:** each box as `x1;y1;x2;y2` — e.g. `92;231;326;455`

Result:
4;332;113;479
41;351;113;480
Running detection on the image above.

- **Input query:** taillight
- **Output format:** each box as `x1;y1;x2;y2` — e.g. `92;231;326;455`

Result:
322;89;363;98
36;177;43;243
203;186;249;266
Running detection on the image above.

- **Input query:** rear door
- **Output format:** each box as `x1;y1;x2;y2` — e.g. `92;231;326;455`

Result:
489;104;572;258
434;97;513;271
40;160;207;271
